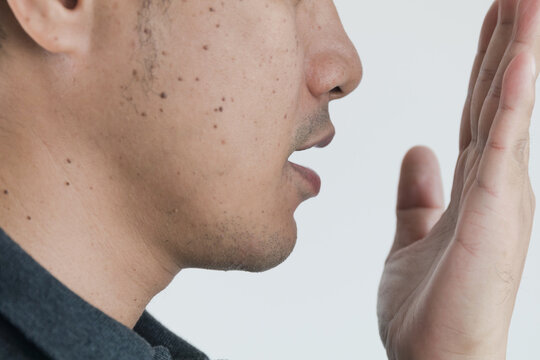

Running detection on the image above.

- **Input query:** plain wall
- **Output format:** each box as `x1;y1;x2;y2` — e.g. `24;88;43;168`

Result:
148;1;540;358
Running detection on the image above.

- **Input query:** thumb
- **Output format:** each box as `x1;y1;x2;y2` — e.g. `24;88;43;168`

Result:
389;146;445;256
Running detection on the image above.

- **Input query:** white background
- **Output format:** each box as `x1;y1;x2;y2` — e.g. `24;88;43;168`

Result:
148;1;540;358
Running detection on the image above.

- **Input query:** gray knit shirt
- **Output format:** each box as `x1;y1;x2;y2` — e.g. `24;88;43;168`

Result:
0;227;209;360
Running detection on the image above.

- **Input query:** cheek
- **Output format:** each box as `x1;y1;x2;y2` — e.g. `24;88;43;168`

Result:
155;2;304;184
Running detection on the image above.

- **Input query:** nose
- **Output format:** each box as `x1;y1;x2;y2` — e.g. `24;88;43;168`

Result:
300;1;363;101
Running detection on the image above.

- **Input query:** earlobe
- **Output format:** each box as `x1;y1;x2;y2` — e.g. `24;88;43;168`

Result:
6;0;91;55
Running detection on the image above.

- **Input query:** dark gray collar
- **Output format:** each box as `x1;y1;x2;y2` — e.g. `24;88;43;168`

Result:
0;227;208;360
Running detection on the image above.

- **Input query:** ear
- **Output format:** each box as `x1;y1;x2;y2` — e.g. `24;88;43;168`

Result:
6;0;92;54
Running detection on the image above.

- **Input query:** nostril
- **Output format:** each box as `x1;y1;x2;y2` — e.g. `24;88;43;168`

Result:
61;0;78;10
330;86;343;95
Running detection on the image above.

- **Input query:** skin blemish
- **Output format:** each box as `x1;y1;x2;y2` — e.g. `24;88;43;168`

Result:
178;76;183;81
161;50;168;56
66;158;72;164
160;92;167;99
26;216;31;221
216;23;220;28
65;181;70;186
89;186;94;190
159;108;164;113
141;112;147;117
3;190;7;195
209;7;215;12
213;124;218;129
284;114;288;119
203;45;209;51
221;97;226;102
195;77;200;81
218;106;223;112
221;139;226;145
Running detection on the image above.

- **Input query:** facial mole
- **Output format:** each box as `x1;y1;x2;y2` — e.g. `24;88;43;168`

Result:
3;190;7;195
213;124;218;129
203;45;209;51
178;77;183;81
65;181;70;186
209;7;215;12
26;216;31;221
66;158;72;164
141;112;147;117
160;92;167;99
161;50;168;56
221;139;226;145
195;77;200;81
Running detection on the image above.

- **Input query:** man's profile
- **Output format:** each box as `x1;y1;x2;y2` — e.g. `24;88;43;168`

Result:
0;0;538;359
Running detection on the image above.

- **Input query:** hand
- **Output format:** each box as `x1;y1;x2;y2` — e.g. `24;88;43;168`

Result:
377;1;540;359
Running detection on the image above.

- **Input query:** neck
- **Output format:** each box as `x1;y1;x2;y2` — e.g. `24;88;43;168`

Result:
0;105;180;329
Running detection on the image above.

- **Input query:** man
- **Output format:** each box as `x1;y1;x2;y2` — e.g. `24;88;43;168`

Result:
0;0;537;359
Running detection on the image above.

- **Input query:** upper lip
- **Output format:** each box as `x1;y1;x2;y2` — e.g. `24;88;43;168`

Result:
295;129;336;152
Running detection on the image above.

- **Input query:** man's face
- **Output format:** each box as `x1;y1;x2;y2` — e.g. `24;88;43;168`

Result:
80;0;361;272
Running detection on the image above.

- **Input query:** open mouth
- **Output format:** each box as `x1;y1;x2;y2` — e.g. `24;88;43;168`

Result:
288;161;321;196
287;129;335;197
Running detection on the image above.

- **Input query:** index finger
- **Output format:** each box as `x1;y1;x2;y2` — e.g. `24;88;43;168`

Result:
459;1;499;152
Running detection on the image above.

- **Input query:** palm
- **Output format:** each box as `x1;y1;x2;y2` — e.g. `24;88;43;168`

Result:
377;1;539;358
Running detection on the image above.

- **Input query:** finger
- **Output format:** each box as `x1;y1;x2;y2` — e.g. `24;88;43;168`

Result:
460;0;499;151
477;51;536;198
389;146;445;256
477;0;540;146
470;0;518;146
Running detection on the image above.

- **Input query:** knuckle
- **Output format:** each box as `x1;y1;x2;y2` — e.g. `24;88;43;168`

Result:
499;101;517;113
489;83;503;100
486;138;506;152
512;136;530;168
475;175;499;198
477;67;498;84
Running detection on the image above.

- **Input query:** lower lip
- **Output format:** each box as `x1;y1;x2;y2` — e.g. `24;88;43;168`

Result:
289;161;321;196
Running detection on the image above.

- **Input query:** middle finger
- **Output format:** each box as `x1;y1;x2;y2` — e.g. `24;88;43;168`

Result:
469;0;518;146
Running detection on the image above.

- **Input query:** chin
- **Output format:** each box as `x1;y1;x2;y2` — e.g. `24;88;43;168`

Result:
235;230;298;273
185;216;298;273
